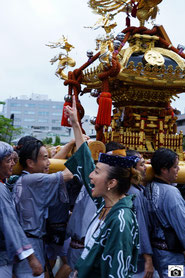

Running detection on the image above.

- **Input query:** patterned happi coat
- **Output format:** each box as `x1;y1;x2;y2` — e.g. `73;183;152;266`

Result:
65;143;139;278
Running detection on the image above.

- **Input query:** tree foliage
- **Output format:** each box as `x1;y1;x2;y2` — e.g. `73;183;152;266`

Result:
42;137;53;145
54;135;61;146
0;115;21;143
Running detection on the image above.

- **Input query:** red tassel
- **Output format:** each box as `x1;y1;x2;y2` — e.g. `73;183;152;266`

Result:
96;92;112;126
61;102;71;127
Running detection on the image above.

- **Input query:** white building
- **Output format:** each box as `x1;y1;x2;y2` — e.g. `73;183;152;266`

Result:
3;95;96;144
176;113;185;135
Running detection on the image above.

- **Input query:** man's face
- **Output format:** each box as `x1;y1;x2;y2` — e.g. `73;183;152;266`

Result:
0;154;15;179
136;155;146;180
31;146;50;174
162;157;179;184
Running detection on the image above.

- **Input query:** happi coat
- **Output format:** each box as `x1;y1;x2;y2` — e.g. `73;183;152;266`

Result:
145;178;185;277
65;142;140;278
45;177;82;260
127;185;152;273
12;171;68;276
0;181;32;266
66;184;97;269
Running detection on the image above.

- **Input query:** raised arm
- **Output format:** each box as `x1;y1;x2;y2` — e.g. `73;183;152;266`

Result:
53;139;75;159
64;96;102;204
64;96;85;150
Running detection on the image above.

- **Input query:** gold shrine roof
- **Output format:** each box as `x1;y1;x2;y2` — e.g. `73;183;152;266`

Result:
82;28;185;93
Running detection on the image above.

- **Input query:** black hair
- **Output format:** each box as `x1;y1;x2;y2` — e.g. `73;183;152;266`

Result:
106;166;131;194
105;143;139;194
126;150;141;168
105;141;124;153
19;139;44;168
151;148;178;175
17;136;37;146
15;136;37;155
106;165;140;195
126;150;140;157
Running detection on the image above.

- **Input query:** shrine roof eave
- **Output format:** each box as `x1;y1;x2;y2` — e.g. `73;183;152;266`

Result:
117;73;185;90
81;74;185;92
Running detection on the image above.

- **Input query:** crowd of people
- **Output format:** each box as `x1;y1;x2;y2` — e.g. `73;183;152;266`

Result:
0;96;185;278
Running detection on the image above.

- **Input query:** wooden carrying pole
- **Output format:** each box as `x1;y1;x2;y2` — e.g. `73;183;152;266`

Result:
13;160;185;184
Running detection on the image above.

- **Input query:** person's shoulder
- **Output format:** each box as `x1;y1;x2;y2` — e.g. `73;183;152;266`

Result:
0;184;6;194
128;185;139;194
162;183;180;193
107;209;136;238
21;172;57;186
128;185;144;200
23;172;60;180
109;204;135;226
162;185;185;209
150;180;177;193
164;184;183;198
22;172;45;180
0;184;11;203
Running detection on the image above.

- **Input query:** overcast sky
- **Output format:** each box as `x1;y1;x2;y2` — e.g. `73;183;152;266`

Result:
0;0;185;116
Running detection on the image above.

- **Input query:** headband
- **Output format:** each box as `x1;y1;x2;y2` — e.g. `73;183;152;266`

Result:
98;153;140;168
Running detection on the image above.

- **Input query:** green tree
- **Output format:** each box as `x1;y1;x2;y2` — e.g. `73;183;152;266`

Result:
43;137;53;145
0;115;21;143
54;135;61;146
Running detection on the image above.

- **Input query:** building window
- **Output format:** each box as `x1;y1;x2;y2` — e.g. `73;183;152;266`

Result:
10;103;21;107
52;119;61;124
38;111;49;116
52;127;61;131
177;119;185;126
177;121;182;126
31;126;48;130
39;126;48;130
38;119;48;123
52;105;63;109
10;111;21;114
38;104;49;109
24;118;35;122
14;118;21;122
52;112;61;116
24;111;35;115
24;104;36;108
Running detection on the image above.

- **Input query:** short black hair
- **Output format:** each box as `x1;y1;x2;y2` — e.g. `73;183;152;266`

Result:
105;141;124;153
151;148;178;175
17;136;37;146
19;139;44;168
15;136;37;155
